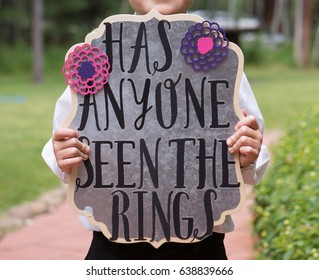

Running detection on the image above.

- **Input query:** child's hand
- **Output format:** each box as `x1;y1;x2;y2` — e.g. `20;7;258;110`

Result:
227;111;263;168
52;128;90;174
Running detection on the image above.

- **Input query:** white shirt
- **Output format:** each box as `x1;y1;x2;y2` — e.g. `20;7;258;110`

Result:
42;72;270;233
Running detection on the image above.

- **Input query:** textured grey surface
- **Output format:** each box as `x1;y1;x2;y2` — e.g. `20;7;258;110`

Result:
69;15;243;247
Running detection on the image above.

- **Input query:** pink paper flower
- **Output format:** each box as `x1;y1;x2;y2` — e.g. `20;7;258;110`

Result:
62;44;110;95
180;21;229;71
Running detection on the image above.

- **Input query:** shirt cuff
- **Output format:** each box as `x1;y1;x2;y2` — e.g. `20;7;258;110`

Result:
62;172;71;184
241;162;257;186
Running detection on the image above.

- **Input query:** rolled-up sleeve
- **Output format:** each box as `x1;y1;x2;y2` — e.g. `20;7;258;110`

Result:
42;87;72;183
238;73;270;186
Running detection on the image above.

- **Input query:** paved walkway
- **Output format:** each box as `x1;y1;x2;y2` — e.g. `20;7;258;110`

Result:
0;130;281;260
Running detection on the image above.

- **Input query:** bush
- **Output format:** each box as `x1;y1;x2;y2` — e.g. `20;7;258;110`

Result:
253;102;319;260
240;34;295;67
0;42;32;74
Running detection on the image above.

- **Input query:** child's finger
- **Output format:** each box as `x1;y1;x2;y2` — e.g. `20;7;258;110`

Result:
227;125;262;148
53;128;79;141
235;115;259;131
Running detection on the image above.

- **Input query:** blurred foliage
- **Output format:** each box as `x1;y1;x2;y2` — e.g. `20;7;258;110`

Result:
1;0;318;61
253;103;319;259
44;0;128;45
241;36;296;66
0;0;128;47
0;41;32;74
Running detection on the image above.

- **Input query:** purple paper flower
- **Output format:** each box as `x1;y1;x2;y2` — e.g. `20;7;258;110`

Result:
180;21;229;71
62;44;110;95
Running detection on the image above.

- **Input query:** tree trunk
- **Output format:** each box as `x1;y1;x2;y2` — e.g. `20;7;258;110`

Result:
32;0;43;83
312;22;319;65
270;0;292;42
294;0;313;67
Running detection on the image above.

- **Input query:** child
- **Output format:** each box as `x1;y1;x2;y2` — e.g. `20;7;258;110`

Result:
42;0;269;259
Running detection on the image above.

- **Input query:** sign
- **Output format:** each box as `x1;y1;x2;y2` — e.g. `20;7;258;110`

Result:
62;10;245;248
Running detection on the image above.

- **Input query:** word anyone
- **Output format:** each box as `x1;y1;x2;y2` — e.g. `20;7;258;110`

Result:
77;75;231;132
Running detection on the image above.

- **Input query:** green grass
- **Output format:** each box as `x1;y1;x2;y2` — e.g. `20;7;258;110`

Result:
0;71;64;214
245;65;319;129
0;45;318;214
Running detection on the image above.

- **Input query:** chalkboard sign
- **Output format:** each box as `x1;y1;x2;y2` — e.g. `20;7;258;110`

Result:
62;10;245;248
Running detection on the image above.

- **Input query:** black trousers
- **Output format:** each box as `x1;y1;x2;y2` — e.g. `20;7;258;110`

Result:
85;231;227;260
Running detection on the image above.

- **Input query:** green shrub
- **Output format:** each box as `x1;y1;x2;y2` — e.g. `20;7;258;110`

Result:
0;42;32;74
241;35;295;67
253;103;319;260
